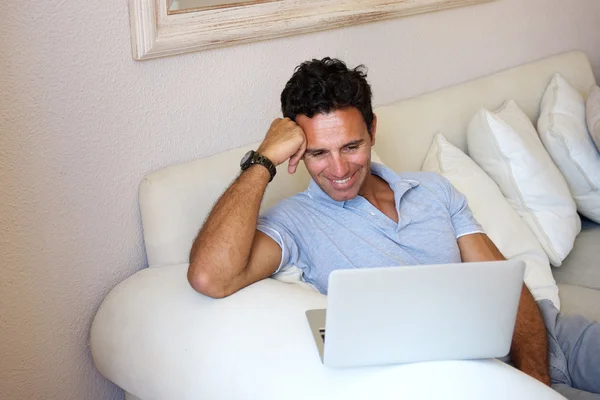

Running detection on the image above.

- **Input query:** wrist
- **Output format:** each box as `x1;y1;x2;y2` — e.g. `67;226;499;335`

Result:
531;373;551;386
243;163;272;181
256;148;279;167
516;361;550;386
240;150;277;182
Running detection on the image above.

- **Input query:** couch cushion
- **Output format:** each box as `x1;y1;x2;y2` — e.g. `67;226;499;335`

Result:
557;283;600;323
552;218;600;291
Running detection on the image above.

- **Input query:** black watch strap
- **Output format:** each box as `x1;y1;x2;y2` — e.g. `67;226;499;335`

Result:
240;150;277;182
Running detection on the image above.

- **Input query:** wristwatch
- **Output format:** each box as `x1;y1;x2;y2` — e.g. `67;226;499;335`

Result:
240;150;277;182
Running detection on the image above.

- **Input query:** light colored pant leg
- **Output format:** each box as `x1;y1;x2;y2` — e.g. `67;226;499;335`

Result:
553;384;600;400
538;299;600;395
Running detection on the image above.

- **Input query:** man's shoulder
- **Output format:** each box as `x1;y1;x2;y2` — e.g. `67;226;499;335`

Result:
260;190;312;218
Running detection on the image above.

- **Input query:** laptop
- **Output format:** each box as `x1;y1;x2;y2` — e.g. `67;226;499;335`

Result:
305;260;525;368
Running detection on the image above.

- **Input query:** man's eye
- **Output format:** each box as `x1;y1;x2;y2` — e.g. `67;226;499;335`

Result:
311;151;324;157
344;146;359;151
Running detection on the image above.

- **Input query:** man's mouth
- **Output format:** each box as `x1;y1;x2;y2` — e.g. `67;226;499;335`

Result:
327;171;357;188
332;176;351;184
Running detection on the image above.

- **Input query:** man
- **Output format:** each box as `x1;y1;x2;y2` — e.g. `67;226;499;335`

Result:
188;58;599;398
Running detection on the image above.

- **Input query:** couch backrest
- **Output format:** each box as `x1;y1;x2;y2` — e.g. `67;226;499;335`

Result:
139;144;310;267
373;50;595;172
140;51;596;267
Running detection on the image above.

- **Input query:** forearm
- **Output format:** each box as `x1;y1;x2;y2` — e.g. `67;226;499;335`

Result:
458;233;504;262
457;233;550;384
189;165;271;288
511;285;550;385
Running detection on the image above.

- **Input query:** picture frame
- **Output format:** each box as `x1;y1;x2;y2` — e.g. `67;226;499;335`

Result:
129;0;493;60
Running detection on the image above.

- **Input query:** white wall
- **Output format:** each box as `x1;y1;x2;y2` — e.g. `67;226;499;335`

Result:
1;0;598;399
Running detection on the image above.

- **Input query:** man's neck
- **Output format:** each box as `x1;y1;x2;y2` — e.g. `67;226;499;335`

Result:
359;174;396;214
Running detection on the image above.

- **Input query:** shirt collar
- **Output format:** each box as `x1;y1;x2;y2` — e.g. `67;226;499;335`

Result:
306;162;420;207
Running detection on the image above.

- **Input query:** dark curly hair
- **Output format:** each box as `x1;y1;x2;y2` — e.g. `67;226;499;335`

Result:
281;58;374;136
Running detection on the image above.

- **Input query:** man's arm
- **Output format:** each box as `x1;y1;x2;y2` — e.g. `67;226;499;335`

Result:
188;118;307;298
188;166;280;298
457;233;550;386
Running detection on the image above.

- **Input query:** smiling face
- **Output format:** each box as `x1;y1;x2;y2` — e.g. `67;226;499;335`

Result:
296;107;377;202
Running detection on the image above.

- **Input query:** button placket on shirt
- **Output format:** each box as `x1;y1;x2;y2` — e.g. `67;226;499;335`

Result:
346;197;397;232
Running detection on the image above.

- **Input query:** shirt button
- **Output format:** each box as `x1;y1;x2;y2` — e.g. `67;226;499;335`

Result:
370;212;375;216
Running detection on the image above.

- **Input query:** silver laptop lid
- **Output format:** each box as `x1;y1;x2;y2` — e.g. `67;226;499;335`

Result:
323;260;525;368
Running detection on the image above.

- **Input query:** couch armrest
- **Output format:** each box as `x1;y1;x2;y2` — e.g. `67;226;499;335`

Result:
90;264;564;400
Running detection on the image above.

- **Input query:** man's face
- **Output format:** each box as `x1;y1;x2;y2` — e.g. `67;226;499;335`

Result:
296;107;376;202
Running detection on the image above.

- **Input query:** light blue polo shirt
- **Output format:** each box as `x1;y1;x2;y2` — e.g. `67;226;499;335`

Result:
257;162;484;294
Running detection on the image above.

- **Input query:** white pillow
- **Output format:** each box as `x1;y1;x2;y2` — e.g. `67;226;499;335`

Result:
538;74;600;223
422;133;560;308
587;85;600;152
467;100;580;267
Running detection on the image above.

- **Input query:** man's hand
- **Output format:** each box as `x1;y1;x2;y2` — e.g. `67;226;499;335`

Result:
257;118;307;174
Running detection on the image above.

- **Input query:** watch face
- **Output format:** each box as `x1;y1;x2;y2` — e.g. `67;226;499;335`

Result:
240;150;254;168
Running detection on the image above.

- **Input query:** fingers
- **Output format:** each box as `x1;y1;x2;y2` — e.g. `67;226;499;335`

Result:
288;138;306;175
269;118;283;129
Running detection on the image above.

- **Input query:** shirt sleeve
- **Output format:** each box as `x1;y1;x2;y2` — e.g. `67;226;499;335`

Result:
256;203;301;275
440;176;485;239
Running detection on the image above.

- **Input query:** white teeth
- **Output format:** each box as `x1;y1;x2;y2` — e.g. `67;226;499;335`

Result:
333;177;351;184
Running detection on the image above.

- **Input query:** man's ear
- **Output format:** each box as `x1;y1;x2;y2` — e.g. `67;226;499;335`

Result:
370;114;377;146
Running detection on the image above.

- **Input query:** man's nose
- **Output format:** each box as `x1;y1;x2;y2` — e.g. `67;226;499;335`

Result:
330;153;350;178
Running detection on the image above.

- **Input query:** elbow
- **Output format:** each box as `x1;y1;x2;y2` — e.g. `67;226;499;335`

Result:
187;265;229;299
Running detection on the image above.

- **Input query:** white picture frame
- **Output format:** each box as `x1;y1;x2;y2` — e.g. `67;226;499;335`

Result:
129;0;493;60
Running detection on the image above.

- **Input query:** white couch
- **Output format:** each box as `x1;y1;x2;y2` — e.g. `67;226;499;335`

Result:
90;50;599;400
